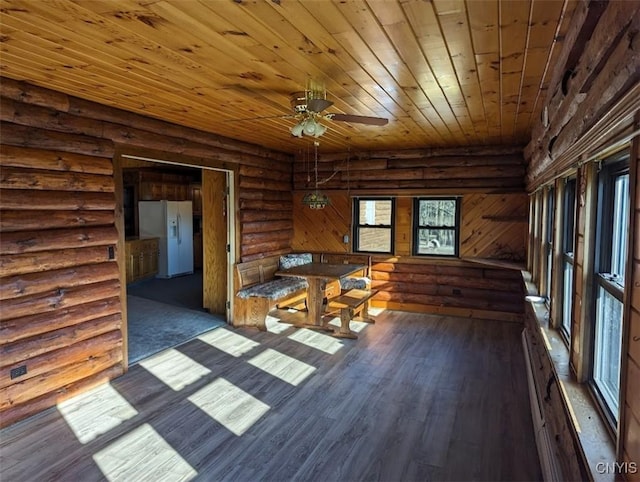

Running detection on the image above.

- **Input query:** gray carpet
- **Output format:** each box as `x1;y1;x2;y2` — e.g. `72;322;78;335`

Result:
127;295;226;364
127;271;204;312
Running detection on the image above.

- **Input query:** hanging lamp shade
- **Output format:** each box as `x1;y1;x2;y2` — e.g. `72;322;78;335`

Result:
290;122;304;137
290;116;327;138
302;190;330;209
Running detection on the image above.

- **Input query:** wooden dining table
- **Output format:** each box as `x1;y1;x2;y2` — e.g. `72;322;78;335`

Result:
275;262;366;328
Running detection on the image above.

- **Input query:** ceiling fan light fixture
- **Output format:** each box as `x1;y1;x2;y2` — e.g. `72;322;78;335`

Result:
313;122;327;137
290;121;304;137
303;118;317;136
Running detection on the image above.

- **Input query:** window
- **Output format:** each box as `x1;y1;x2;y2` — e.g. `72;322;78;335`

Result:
353;198;395;253
531;192;543;282
591;153;629;423
561;178;576;339
412;198;461;256
544;187;555;301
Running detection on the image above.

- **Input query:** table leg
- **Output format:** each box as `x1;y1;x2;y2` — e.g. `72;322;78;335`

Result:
306;277;324;326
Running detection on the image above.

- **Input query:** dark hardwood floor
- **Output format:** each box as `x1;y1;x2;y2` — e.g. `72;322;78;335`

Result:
0;310;541;482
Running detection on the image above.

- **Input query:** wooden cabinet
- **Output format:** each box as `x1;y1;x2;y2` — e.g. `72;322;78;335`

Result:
190;183;202;215
125;238;159;284
193;232;203;269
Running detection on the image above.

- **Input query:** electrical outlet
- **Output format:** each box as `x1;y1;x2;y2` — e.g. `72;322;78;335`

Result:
343;234;349;244
10;365;27;379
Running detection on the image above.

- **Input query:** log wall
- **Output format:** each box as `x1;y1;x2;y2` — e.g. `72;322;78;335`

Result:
524;1;640;476
0;144;124;428
238;164;293;262
292;147;527;321
526;1;640;190
0;77;292;427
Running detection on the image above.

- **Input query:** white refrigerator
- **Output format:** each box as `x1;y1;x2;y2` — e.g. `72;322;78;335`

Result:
138;200;194;278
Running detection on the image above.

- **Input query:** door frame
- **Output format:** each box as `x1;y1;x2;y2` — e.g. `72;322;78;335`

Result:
114;149;237;369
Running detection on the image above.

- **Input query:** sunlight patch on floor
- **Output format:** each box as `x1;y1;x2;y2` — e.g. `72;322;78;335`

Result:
326;317;370;333
139;349;210;391
265;315;293;334
57;383;138;444
198;328;259;357
188;377;270;436
247;348;316;386
93;423;196;481
288;328;344;354
368;307;385;316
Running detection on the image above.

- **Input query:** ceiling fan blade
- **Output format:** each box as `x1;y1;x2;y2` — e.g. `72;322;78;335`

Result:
306;98;333;113
327;113;389;126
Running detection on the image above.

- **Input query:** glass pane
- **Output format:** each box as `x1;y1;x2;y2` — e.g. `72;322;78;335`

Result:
563;179;576;252
358;200;392;225
611;173;629;282
546;189;554;244
562;261;573;335
593;286;623;415
416;228;456;255
546;245;553;298
358;227;391;252
418;199;456;227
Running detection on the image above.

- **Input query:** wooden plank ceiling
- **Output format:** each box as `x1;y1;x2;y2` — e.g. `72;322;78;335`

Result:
0;0;577;154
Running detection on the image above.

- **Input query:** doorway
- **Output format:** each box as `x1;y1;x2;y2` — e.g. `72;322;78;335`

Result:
117;153;235;365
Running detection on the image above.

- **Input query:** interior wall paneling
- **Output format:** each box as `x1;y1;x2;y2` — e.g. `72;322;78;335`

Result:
526;1;640;190
112;153;128;370
292;191;350;254
395;197;412;256
294;149;527;193
370;259;523;322
459;193;528;261
523;304;589;481
238;163;294;262
0;143;123;428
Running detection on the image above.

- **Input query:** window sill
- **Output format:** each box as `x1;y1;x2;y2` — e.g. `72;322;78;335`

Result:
522;272;617;482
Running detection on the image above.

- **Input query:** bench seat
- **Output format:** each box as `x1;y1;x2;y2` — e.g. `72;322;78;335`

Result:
326;289;377;339
237;277;308;300
233;253;313;330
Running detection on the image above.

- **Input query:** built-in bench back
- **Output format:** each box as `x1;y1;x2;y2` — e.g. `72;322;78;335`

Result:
279;252;312;270
235;255;281;291
321;253;371;272
234;252;315;292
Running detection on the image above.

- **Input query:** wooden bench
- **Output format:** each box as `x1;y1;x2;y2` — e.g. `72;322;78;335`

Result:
326;289;377;339
233;254;310;330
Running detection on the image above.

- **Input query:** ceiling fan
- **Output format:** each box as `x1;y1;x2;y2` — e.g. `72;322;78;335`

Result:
228;85;389;138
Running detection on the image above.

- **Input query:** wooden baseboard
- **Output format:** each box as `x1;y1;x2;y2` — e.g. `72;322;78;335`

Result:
370;300;523;323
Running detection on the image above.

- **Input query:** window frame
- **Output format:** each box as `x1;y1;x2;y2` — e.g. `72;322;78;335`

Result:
352;197;396;254
560;177;577;342
411;197;461;257
589;152;630;428
544;186;555;303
